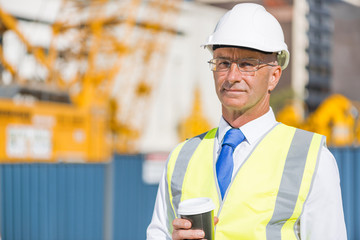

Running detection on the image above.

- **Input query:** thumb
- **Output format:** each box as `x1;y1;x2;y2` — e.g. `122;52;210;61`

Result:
214;216;219;226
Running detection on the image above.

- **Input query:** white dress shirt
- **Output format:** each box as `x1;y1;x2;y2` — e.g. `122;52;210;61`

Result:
147;109;347;240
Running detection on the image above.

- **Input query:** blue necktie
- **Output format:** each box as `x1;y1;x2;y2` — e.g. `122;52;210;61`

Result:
216;128;245;199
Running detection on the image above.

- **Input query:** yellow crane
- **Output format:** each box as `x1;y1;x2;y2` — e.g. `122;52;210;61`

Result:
0;0;180;163
276;94;360;147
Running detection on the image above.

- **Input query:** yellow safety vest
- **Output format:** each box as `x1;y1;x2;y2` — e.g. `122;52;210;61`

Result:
165;123;324;239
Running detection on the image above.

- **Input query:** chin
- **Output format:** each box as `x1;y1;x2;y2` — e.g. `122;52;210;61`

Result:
222;100;247;111
223;95;246;104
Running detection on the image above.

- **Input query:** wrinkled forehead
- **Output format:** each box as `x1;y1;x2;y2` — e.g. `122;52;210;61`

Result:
213;47;275;61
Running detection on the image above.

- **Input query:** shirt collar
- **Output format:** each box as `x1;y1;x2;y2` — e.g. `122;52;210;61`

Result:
218;108;278;146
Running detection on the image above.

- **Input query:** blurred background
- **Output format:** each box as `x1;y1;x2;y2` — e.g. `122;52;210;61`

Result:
0;0;359;239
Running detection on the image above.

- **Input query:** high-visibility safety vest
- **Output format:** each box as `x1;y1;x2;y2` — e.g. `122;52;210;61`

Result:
165;123;325;239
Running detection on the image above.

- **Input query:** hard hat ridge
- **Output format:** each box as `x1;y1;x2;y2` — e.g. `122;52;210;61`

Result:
203;3;290;70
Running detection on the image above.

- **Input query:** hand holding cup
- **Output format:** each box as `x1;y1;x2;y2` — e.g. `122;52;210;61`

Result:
174;197;216;240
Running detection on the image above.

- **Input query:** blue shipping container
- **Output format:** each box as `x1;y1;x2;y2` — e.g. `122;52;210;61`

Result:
0;163;105;240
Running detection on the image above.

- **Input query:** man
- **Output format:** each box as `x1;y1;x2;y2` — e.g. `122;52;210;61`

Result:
147;3;347;240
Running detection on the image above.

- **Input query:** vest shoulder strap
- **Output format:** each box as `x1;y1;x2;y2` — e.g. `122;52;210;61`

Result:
166;128;217;221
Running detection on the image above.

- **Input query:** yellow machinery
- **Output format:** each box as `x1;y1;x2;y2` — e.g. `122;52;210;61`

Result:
277;94;360;147
178;87;212;141
0;92;110;163
0;0;180;163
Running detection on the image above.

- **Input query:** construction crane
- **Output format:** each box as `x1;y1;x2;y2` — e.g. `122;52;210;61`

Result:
0;0;181;163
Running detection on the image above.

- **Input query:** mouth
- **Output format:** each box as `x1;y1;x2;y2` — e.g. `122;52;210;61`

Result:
222;88;246;94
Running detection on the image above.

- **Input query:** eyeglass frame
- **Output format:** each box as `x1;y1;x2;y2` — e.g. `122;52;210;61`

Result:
207;58;278;73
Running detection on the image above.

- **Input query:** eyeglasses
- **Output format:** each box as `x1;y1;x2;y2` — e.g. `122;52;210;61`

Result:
208;58;277;75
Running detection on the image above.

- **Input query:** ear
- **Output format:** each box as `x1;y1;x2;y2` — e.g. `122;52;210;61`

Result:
268;66;282;92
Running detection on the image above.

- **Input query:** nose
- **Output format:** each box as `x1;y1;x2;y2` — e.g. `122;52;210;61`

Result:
226;62;243;82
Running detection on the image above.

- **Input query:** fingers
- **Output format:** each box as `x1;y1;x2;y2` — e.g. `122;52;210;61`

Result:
172;229;205;240
172;218;205;240
173;218;192;230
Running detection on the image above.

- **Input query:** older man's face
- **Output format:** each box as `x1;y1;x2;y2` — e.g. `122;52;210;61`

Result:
212;47;280;116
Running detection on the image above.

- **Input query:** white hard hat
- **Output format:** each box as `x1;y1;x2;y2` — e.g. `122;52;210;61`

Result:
203;3;290;70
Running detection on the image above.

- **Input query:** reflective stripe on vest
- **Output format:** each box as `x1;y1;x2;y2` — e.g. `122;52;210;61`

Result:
266;128;314;239
166;124;324;239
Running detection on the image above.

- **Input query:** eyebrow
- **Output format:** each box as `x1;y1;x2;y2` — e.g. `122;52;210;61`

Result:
214;52;260;59
214;56;259;60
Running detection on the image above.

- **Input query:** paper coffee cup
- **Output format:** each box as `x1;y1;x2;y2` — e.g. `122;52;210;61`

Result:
178;197;215;240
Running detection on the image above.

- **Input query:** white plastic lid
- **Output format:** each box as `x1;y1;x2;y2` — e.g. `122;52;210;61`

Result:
178;197;215;215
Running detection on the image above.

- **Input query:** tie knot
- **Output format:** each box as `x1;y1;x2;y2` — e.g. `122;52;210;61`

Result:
222;128;245;149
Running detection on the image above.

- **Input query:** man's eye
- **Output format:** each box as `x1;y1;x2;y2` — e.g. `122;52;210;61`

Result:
239;60;256;68
218;60;231;68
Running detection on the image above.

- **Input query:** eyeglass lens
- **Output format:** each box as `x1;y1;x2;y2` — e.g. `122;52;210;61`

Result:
209;58;260;74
